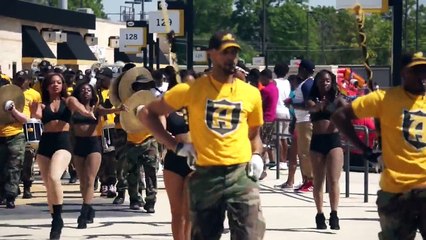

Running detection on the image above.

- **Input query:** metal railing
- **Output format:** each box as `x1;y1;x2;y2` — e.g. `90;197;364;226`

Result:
269;120;375;203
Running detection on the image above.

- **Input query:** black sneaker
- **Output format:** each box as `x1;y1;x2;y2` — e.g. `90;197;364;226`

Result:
143;202;155;213
315;213;327;229
329;211;340;230
0;198;6;205
113;192;125;205
6;200;15;209
129;201;142;210
69;176;77;184
23;187;32;199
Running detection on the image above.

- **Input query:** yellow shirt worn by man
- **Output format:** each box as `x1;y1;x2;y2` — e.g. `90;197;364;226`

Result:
352;86;426;193
127;130;152;145
163;75;264;166
0;88;41;137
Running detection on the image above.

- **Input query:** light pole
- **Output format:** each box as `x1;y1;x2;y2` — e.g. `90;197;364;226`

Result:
261;0;267;67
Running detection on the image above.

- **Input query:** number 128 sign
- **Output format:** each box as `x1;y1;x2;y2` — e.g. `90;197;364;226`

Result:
148;10;184;36
119;28;147;48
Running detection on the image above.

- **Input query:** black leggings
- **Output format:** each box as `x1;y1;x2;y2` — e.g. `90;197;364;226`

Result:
310;133;342;155
164;150;193;178
37;132;72;158
73;136;102;158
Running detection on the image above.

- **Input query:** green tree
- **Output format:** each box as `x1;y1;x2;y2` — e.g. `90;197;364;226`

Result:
23;0;107;18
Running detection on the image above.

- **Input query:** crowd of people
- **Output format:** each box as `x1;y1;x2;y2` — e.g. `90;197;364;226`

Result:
0;30;425;240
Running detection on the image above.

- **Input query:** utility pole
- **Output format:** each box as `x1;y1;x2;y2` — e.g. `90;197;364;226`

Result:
261;0;267;67
391;0;403;86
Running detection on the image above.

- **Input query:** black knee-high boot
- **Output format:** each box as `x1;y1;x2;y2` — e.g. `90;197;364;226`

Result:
50;205;64;240
77;203;91;229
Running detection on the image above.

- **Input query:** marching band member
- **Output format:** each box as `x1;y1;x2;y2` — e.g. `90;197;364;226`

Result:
0;79;28;208
30;73;95;240
95;67;117;198
71;82;126;229
12;70;42;199
124;75;162;213
113;63;135;205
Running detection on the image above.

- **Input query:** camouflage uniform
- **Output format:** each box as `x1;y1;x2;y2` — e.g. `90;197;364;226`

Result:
189;163;265;240
126;137;158;207
0;133;25;201
114;128;128;193
376;189;426;240
21;144;35;188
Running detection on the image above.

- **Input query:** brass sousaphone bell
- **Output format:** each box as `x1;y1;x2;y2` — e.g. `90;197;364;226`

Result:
0;85;25;125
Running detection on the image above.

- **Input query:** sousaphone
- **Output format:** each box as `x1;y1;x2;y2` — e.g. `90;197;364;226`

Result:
120;90;156;133
0;85;25;125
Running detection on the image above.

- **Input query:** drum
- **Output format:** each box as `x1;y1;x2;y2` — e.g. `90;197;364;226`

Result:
102;125;115;153
23;118;43;149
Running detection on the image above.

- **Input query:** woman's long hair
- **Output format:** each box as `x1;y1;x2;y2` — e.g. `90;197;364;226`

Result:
41;73;68;103
72;82;98;107
309;69;338;103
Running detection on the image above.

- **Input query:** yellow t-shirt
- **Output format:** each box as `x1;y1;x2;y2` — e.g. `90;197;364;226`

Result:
23;88;42;118
127;130;152;144
352;86;426;193
163;75;264;166
101;89;115;126
33;81;42;94
67;87;73;96
0;87;39;137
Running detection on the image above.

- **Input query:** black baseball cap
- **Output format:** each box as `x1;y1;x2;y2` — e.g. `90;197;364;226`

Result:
97;67;113;79
299;59;315;73
402;52;426;69
208;31;241;51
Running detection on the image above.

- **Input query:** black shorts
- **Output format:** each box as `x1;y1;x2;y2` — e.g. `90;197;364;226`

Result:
163;150;193;178
37;132;72;158
74;136;102;158
310;132;342;155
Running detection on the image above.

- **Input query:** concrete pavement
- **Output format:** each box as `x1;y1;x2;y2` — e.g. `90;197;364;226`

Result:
0;168;422;240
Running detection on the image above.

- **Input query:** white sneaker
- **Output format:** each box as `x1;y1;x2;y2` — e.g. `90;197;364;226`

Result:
269;162;289;170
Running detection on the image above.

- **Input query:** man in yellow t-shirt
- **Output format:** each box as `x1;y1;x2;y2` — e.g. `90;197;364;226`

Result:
332;52;426;238
139;31;265;239
13;70;42;199
0;80;29;208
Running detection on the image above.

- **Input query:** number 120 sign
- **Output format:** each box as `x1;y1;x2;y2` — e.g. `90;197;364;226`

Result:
148;10;184;36
119;28;147;48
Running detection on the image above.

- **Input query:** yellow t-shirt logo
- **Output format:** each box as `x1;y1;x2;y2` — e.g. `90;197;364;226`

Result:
205;99;242;136
403;109;426;149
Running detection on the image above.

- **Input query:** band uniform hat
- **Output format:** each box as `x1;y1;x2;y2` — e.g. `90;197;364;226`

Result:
299;59;315;73
14;70;31;81
208;31;241;52
38;60;53;73
402;52;426;69
97;67;113;79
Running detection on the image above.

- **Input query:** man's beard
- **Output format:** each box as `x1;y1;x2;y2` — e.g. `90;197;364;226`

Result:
221;62;236;75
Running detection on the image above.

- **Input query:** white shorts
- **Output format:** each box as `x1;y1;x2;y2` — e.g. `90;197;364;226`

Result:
277;119;291;139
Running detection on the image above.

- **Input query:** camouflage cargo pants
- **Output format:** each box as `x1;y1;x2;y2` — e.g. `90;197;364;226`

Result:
376;189;426;240
0;133;25;200
189;163;265;240
21;144;36;187
126;137;158;204
114;129;128;192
